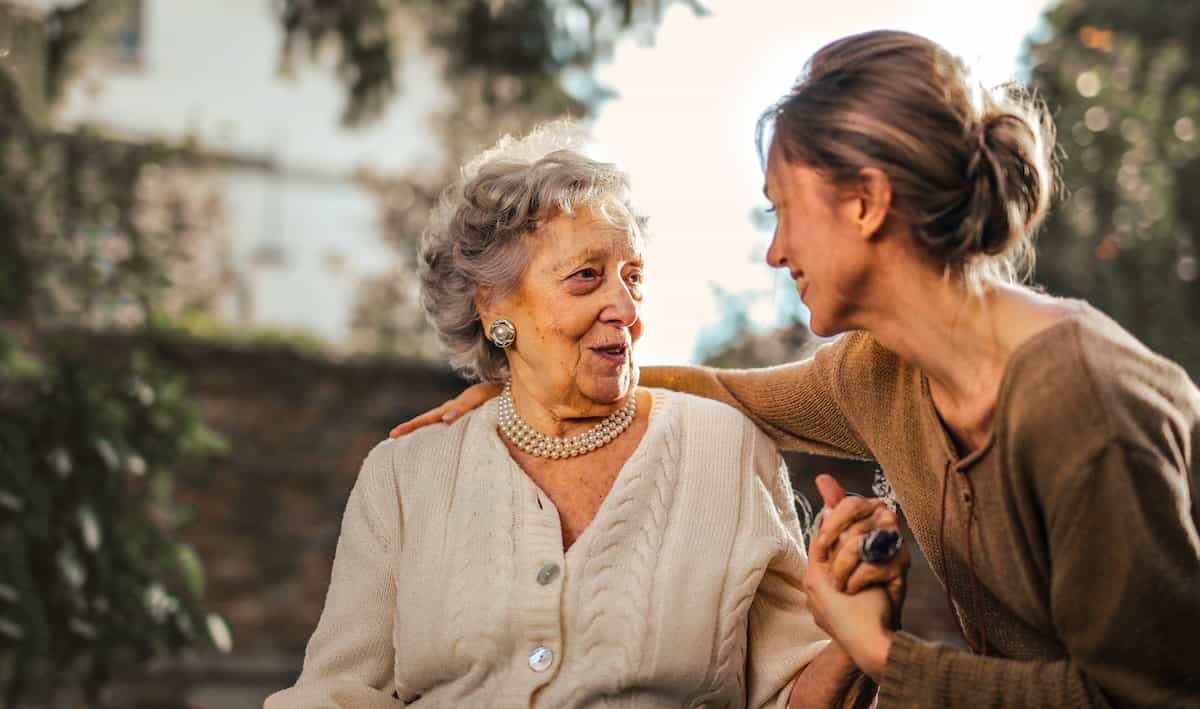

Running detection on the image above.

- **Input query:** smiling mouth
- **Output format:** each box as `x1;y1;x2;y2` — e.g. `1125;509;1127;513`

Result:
591;343;629;363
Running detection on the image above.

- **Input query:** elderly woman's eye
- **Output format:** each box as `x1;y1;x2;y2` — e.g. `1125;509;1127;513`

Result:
573;267;600;280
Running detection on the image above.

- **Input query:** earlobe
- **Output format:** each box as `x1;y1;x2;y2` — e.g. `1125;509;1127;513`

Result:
856;167;893;240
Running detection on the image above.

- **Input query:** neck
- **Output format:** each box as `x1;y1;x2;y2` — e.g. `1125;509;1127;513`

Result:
507;378;633;438
861;273;1008;407
851;258;1060;447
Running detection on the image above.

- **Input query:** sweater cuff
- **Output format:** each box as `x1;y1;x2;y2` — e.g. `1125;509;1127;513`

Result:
877;631;924;707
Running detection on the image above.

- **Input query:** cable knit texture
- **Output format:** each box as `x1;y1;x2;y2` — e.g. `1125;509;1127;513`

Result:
644;301;1200;708
264;389;829;708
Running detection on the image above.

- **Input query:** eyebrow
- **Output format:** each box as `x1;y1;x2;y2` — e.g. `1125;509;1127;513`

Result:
552;245;644;273
552;246;608;273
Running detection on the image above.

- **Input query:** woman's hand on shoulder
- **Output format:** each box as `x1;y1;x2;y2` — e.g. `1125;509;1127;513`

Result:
389;382;502;438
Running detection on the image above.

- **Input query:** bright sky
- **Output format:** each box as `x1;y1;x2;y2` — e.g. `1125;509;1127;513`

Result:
590;0;1053;365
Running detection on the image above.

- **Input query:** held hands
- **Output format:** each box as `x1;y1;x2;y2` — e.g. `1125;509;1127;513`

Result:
389;382;501;438
810;475;908;612
803;474;910;682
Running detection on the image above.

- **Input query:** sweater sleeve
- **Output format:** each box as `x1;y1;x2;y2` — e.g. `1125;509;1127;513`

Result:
878;441;1200;708
640;336;871;458
264;441;404;709
743;424;833;709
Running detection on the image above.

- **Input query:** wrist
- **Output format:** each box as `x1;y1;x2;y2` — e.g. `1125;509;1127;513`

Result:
856;629;893;682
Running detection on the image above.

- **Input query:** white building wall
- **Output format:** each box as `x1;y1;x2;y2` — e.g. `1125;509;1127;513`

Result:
52;0;450;345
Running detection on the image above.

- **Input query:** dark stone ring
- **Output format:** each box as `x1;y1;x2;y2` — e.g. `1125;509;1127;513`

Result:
859;528;902;565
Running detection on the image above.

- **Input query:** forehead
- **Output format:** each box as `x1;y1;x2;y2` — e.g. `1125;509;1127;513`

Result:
765;151;833;204
763;144;785;195
533;207;644;265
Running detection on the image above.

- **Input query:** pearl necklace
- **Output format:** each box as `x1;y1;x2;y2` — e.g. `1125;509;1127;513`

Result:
497;383;637;459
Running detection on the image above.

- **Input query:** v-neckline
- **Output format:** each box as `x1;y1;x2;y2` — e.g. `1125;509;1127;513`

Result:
488;389;664;560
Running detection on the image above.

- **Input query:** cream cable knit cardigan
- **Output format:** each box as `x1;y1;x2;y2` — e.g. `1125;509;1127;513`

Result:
265;389;829;709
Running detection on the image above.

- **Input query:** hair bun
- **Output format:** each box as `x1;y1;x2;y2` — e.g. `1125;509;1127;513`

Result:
954;107;1052;263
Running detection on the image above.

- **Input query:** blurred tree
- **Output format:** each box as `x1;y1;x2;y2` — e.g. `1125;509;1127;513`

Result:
0;33;228;707
276;0;709;125
694;281;817;369
1027;0;1200;377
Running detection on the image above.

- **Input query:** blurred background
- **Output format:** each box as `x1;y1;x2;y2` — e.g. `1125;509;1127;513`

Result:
0;0;1196;706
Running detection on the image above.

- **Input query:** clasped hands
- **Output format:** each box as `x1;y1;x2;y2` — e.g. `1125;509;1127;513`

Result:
805;474;910;682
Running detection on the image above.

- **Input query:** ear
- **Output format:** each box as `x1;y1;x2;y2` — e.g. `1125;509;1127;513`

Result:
853;167;892;241
474;287;495;327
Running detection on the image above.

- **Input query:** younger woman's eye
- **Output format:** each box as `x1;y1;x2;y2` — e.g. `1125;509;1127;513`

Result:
765;205;777;214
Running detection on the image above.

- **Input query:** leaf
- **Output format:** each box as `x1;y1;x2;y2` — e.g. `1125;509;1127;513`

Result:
175;544;204;598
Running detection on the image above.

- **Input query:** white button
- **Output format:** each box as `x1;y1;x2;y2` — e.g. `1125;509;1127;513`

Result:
528;645;554;672
536;563;560;585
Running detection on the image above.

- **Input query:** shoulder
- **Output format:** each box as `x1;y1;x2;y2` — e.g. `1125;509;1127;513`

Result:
833;330;914;397
1001;304;1199;481
649;388;784;482
362;405;489;492
1072;310;1198;442
388;404;484;463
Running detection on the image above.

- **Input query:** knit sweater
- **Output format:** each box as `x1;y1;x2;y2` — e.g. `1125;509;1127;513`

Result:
643;302;1200;707
264;389;830;709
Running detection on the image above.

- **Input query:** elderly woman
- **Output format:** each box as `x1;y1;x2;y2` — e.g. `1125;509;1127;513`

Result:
264;125;905;708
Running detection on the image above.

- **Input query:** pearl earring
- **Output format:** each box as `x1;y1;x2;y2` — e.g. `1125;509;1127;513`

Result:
488;319;516;349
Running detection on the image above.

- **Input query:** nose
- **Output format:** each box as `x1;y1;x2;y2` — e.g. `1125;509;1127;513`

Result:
765;228;787;270
600;276;639;328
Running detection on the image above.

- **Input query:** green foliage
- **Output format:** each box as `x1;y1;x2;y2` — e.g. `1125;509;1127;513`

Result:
276;0;708;125
1;24;229;700
149;310;332;357
1028;0;1200;376
0;332;226;703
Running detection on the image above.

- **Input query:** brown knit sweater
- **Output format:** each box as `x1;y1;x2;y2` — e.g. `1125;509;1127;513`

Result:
644;302;1200;708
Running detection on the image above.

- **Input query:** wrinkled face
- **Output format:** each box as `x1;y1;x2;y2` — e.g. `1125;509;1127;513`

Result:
486;206;645;411
764;146;873;337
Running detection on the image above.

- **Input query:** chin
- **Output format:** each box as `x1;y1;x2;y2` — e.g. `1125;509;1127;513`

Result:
582;367;636;405
807;312;846;338
808;320;836;338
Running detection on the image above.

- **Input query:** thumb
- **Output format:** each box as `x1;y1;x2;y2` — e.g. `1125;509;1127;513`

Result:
815;474;846;509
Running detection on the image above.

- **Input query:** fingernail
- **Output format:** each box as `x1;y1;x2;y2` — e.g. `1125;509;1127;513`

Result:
442;409;459;422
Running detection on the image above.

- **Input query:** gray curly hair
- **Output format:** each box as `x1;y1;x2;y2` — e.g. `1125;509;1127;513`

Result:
418;121;647;383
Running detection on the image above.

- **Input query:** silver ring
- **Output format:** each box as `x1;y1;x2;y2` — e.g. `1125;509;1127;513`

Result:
859;528;902;565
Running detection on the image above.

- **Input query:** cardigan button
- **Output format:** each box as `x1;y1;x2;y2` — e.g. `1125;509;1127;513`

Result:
528;645;554;672
536;563;560;585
